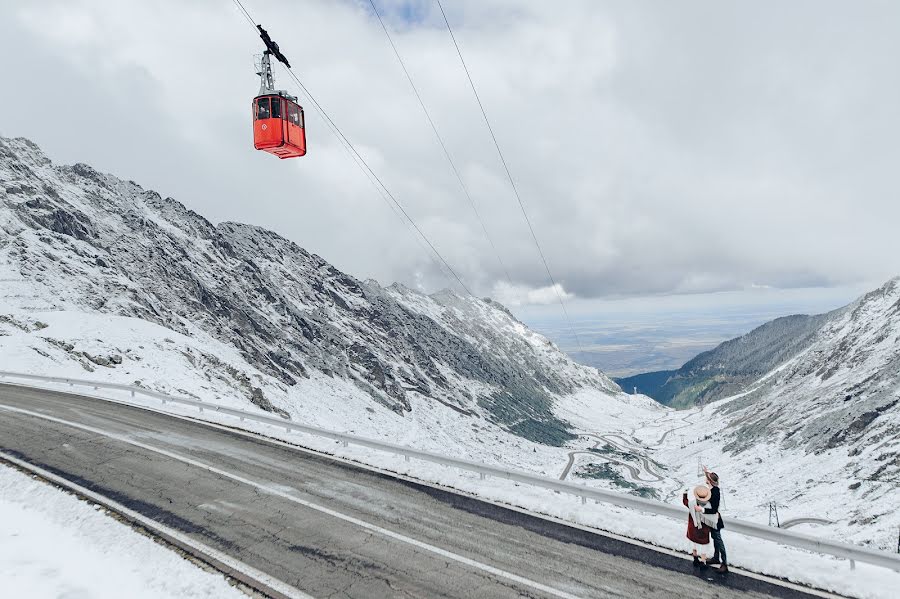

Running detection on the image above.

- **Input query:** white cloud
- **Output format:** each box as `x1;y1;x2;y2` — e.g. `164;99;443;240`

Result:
2;0;899;302
493;281;573;307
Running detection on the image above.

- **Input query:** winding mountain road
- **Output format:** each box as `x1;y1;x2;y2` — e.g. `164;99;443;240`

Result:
560;433;666;483
653;413;697;446
779;518;834;530
0;384;826;599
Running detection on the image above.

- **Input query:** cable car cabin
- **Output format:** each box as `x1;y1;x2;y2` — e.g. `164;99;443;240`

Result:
253;94;306;159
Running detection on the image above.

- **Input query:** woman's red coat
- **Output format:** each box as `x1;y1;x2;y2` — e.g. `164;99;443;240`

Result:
683;493;711;544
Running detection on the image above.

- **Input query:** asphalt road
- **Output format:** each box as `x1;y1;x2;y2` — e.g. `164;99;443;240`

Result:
0;384;825;599
780;518;834;530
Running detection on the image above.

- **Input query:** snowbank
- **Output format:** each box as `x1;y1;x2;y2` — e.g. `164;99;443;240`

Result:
0;463;245;599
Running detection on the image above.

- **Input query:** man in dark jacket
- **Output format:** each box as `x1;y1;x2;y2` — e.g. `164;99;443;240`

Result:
703;466;728;573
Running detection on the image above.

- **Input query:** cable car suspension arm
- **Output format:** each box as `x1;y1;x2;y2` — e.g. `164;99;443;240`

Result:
257;25;291;68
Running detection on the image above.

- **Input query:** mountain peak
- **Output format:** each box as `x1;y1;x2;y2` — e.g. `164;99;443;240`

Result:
1;136;621;446
0;135;51;169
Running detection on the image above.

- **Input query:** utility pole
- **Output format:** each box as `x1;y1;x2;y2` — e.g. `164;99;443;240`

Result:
768;502;781;528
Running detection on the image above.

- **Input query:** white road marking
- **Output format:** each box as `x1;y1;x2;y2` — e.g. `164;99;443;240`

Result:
0;450;314;599
0;403;584;599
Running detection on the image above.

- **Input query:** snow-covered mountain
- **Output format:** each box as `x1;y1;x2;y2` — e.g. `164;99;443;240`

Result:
720;278;900;460
648;278;900;548
619;309;841;408
5;134;897;553
0;136;655;463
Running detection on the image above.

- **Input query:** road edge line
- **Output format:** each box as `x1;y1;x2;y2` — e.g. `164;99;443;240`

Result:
0;450;315;599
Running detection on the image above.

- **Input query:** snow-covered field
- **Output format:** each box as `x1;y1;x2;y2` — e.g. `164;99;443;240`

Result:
0;462;245;599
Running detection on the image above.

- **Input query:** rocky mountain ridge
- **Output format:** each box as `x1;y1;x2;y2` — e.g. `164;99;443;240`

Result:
719;277;900;462
0;135;623;446
618;308;842;408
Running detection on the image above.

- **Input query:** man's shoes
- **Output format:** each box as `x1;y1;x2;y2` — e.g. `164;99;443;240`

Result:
707;557;721;566
715;564;729;574
692;556;701;567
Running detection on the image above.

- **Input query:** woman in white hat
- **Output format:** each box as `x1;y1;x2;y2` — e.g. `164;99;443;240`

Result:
682;485;712;566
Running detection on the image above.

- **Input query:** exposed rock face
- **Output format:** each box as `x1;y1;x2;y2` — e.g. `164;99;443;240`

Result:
620;311;840;408
0;136;619;445
717;279;900;473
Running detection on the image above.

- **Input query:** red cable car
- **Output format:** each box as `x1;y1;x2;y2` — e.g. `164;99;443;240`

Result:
253;93;306;158
252;50;306;159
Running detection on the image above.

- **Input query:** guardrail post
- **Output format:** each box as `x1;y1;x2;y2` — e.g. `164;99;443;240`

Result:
404;455;410;463
239;416;244;422
850;559;856;570
199;406;203;413
285;426;290;432
130;390;135;397
581;496;587;505
479;473;485;480
342;441;348;448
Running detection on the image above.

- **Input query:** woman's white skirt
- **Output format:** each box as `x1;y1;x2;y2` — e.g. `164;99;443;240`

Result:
690;541;710;554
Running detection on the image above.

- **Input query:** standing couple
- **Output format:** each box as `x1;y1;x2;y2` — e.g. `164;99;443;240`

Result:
682;466;728;573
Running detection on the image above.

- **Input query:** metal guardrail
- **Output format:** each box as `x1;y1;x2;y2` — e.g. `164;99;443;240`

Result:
2;369;899;573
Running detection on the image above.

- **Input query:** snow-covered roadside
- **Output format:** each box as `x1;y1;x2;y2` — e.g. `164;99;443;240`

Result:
0;309;593;482
0;462;246;599
7;378;899;599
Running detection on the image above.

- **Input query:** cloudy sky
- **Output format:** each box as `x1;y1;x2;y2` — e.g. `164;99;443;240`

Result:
2;1;897;327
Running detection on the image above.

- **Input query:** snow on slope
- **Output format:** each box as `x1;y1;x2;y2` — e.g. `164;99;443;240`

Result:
627;309;840;408
641;278;900;550
7;135;898;593
0;134;660;486
0;463;245;599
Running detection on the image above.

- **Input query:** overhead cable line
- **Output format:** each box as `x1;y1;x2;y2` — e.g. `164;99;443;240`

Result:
367;0;513;286
240;3;413;240
434;0;586;354
231;0;472;296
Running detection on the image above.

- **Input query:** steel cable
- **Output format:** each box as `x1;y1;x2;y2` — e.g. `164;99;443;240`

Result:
367;0;513;286
435;0;586;355
231;0;472;296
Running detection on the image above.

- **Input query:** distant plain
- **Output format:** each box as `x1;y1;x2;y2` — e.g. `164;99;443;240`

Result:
520;284;872;377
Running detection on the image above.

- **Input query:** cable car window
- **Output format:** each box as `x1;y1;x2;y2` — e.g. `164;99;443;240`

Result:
287;102;300;126
256;98;270;120
270;97;282;119
299;108;305;129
